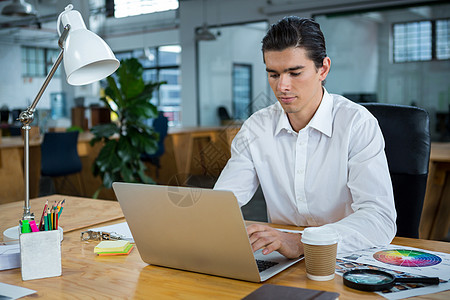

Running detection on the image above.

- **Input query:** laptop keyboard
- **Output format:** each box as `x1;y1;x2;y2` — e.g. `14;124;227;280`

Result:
256;259;279;272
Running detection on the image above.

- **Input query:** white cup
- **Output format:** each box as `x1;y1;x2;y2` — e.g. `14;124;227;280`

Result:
301;227;339;281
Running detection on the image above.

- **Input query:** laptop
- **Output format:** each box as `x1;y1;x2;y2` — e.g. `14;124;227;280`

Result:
112;182;303;282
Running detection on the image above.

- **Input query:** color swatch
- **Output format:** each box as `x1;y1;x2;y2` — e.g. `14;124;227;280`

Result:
373;249;442;267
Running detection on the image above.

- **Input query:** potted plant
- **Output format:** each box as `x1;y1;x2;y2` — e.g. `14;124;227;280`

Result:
90;58;165;198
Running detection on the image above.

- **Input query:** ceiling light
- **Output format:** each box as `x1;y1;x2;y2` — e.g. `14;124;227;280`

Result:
196;23;216;41
1;0;36;17
195;0;216;41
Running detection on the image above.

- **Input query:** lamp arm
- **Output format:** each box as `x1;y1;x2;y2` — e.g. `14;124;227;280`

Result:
19;24;70;220
26;25;70;116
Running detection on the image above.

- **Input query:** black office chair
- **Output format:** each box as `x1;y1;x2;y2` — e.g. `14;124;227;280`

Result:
40;131;84;196
142;112;169;178
217;106;233;125
362;103;431;238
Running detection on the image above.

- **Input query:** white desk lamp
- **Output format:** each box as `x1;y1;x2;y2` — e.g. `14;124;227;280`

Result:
3;4;119;241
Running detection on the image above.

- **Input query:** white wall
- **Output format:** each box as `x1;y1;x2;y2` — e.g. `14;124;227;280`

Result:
105;29;178;52
0;42;62;113
377;5;450;137
179;0;273;126
315;4;450;138
179;0;422;126
198;23;269;126
317;15;379;95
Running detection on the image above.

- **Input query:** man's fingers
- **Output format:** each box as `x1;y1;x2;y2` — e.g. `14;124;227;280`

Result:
247;225;282;254
246;223;269;235
261;240;282;255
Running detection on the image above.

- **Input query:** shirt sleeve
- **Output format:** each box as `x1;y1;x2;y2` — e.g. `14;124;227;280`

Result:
213;125;260;206
322;117;397;253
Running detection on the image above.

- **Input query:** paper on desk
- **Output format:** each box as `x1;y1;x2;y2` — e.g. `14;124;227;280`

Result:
0;282;36;299
89;222;134;242
0;243;20;270
336;244;450;300
337;244;450;280
278;229;303;234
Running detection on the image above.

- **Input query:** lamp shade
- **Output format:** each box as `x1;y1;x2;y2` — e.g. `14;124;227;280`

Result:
58;5;119;86
63;30;120;85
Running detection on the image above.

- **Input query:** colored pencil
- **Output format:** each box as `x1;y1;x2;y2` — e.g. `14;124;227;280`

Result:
38;200;48;231
44;209;48;231
47;206;52;230
58;199;65;218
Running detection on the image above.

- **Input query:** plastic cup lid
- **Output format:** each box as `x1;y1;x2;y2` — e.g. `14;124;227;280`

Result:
301;226;339;245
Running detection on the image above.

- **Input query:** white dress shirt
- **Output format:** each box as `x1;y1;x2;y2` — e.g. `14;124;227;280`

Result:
214;89;396;253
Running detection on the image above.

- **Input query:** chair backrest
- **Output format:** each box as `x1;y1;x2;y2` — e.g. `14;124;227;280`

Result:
41;131;82;177
142;112;169;161
218;106;231;121
362;103;431;238
152;113;169;157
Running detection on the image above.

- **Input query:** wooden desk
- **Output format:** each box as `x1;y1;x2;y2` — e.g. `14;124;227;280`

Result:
163;126;240;184
420;142;450;240
1;196;449;299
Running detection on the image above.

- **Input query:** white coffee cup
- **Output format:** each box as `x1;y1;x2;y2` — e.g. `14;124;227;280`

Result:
301;227;339;281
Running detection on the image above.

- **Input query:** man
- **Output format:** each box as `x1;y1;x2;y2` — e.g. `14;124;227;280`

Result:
214;17;396;258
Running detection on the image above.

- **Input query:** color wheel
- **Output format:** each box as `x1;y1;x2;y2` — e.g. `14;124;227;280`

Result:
373;249;442;267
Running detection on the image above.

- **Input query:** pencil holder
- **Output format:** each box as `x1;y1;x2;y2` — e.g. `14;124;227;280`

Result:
20;229;62;281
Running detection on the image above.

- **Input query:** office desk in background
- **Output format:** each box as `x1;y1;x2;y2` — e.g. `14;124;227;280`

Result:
420;142;450;241
1;195;449;299
0;126;240;203
0;132;95;204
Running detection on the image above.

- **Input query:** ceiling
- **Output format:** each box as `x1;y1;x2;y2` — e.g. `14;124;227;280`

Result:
0;0;71;45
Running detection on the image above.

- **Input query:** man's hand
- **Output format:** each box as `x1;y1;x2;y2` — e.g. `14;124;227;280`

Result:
246;223;304;259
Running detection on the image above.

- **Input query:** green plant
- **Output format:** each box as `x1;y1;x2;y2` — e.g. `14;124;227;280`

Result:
66;125;84;133
90;58;165;198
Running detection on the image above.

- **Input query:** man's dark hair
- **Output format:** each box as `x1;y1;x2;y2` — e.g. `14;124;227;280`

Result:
262;16;327;69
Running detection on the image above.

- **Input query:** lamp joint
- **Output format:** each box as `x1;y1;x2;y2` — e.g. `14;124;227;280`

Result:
18;110;34;126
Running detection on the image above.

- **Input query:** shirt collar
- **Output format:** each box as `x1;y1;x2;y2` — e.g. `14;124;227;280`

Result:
274;103;292;135
274;88;333;137
308;88;333;137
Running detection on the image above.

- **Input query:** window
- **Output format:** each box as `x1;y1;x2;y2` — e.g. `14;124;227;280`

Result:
112;0;179;18
22;47;61;77
436;19;450;60
232;64;252;120
115;45;181;126
393;19;449;63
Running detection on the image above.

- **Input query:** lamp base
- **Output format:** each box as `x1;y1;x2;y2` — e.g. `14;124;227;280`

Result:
3;226;64;243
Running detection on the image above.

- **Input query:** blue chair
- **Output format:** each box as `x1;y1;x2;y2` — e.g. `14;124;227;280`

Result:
40;131;84;196
142;112;169;178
